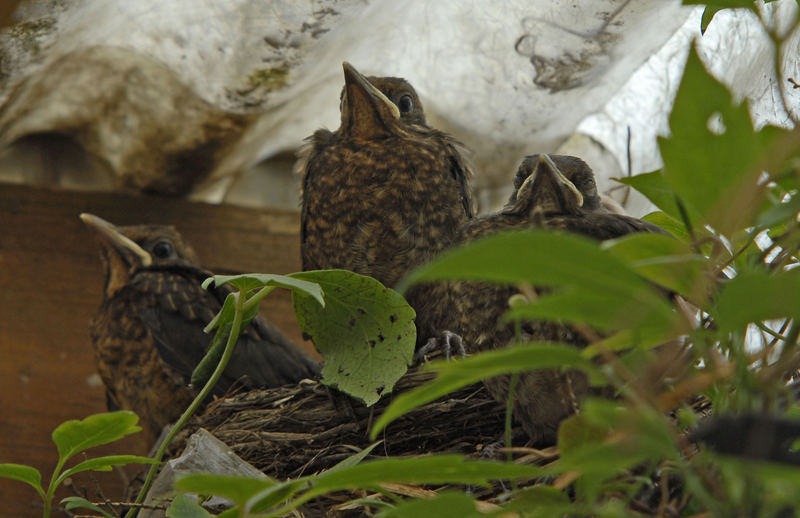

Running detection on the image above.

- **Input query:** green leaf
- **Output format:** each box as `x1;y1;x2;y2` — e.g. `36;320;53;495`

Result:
642;211;690;241
194;289;263;386
700;6;722;34
556;400;679;474
402;230;679;338
581;327;674;358
503;486;573;517
0;463;44;497
755;193;800;230
378;491;485;518
202;291;240;334
199;274;324;388
246;479;310;514
404;230;676;332
557;414;610;455
615;172;685;222
191;320;233;387
683;0;770;35
371;343;601;439
166;494;214;518
203;273;324;308
505;287;672;336
682;0;761;9
62;496;116;518
174;473;276;505
402;230;653;294
660;47;786;234
291;270;416;406
59;455;157;482
715;269;800;333
51;411;141;466
687;2;767;35
327;441;383;473
246;456;542;515
603;232;708;299
310;455;542;492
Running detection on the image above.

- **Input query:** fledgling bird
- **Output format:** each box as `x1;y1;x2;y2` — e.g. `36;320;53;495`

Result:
426;154;665;444
504;154;664;237
81;213;319;446
298;62;475;350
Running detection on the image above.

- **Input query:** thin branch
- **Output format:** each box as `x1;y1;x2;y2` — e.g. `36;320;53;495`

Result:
125;292;247;517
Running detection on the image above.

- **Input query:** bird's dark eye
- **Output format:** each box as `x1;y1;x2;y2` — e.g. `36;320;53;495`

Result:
152;241;174;259
397;94;413;114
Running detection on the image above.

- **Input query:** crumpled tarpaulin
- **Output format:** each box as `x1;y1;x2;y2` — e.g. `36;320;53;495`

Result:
0;0;795;213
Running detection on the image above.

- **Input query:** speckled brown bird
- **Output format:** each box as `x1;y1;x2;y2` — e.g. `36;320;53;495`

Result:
81;213;319;446
298;62;474;351
504;154;664;236
420;154;665;444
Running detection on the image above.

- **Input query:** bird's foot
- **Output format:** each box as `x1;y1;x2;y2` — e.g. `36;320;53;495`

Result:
414;330;467;363
480;440;505;460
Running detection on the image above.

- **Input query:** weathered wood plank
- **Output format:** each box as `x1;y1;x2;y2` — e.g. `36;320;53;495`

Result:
0;182;309;514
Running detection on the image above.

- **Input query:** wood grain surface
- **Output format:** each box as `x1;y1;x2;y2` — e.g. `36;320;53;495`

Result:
0;182;309;515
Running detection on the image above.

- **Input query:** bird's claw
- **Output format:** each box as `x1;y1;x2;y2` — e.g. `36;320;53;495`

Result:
414;330;467;363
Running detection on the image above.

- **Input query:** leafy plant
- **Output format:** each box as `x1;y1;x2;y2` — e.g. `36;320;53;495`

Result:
120;273;330;518
159;2;800;516
197;270;416;406
170;453;542;517
0;411;154;518
121;270;414;517
26;2;800;516
291;270;416;405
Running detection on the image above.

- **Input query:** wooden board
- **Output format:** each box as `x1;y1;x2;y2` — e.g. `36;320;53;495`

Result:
0;182;310;514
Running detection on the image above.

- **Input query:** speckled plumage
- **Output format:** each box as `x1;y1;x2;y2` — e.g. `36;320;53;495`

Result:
419;155;666;444
298;63;474;293
83;215;319;446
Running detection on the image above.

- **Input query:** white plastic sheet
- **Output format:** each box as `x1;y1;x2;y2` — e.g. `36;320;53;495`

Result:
1;0;796;212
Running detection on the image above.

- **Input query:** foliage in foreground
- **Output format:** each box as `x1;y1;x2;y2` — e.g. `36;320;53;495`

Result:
0;411;154;518
163;3;800;516
4;2;800;517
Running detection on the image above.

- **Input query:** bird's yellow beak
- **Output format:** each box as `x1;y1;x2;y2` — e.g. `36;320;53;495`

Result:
341;62;400;138
80;213;153;267
516;154;584;208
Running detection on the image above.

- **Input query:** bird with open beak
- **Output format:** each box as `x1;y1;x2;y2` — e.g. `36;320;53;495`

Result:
81;213;319;446
297;62;475;355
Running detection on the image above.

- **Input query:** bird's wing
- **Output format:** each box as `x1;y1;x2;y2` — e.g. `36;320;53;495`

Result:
548;213;668;240
228;314;320;386
133;270;216;386
209;277;319;386
298;130;335;250
136;268;319;393
442;135;475;219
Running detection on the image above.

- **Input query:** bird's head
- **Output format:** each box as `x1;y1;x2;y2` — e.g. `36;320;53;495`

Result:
339;62;426;139
506;154;604;216
80;213;200;299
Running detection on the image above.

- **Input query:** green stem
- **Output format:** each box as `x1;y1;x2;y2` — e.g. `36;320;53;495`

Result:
504;316;523;493
243;285;277;314
674;196;697;249
504;317;525;461
776;322;800;366
754;320;790;344
505;373;519;462
43;454;69;518
125;292;246;518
